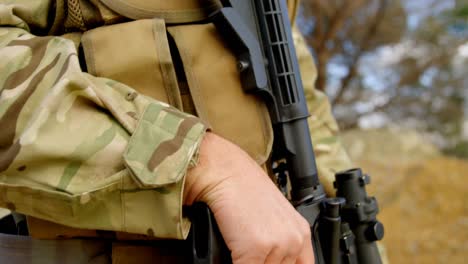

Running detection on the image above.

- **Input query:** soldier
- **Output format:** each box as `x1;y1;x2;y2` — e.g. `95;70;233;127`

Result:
0;0;353;263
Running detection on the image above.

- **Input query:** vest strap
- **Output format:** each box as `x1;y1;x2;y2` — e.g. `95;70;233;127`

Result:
99;0;222;24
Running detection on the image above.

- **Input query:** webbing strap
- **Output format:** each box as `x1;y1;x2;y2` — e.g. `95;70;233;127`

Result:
0;233;110;264
99;0;222;24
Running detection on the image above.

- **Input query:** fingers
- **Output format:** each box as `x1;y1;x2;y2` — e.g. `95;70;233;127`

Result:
281;256;298;264
263;213;313;264
263;237;300;264
295;215;314;264
229;208;314;264
194;133;316;264
296;234;315;264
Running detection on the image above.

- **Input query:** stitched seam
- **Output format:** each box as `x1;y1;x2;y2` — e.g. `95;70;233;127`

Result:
148;21;170;104
172;29;211;126
153;20;183;110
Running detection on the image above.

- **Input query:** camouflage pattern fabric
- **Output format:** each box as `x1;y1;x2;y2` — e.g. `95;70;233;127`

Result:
293;26;353;194
0;0;352;239
0;1;206;239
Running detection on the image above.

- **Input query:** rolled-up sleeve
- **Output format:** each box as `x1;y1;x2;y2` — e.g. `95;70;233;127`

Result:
0;2;205;239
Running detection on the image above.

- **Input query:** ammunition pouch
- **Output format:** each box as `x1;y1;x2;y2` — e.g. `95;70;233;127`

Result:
81;17;273;166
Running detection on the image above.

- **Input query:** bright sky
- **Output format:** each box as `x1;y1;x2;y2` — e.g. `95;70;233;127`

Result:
459;42;468;57
403;0;455;30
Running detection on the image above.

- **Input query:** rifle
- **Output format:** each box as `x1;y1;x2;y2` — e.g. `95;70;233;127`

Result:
189;1;384;263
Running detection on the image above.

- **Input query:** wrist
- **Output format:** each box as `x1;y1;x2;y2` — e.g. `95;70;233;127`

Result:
183;132;256;206
184;132;228;205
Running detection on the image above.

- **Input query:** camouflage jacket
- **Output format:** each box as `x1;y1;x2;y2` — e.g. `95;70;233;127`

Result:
0;0;352;239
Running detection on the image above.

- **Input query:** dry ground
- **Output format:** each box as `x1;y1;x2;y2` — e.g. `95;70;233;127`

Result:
360;157;467;264
342;129;467;264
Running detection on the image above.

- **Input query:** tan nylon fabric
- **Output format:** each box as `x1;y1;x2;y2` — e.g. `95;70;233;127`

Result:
81;19;183;110
52;0;298;34
168;24;274;165
99;0;221;24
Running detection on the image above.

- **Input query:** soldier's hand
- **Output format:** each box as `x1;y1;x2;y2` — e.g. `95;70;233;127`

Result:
185;132;314;264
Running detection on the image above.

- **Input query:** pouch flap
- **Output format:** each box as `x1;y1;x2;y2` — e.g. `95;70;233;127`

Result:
82;18;183;109
168;24;273;165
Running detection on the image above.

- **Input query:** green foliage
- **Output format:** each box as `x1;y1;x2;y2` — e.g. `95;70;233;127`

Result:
443;141;468;159
300;0;467;150
453;5;468;18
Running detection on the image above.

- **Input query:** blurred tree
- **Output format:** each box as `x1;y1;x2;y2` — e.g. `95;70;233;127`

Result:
300;0;406;95
299;0;468;150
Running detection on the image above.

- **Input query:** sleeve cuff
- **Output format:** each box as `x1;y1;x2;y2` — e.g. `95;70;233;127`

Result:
123;102;206;239
124;103;206;187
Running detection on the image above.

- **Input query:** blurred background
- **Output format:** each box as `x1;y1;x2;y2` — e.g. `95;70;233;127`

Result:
298;0;467;263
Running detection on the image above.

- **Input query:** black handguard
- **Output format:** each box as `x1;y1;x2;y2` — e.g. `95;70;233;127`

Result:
189;1;384;264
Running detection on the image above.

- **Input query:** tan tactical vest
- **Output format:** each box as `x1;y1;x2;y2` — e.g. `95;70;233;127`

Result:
27;0;300;261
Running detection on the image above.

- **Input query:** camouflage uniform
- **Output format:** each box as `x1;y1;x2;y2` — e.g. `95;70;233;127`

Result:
293;26;353;194
0;0;207;239
0;0;352;242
